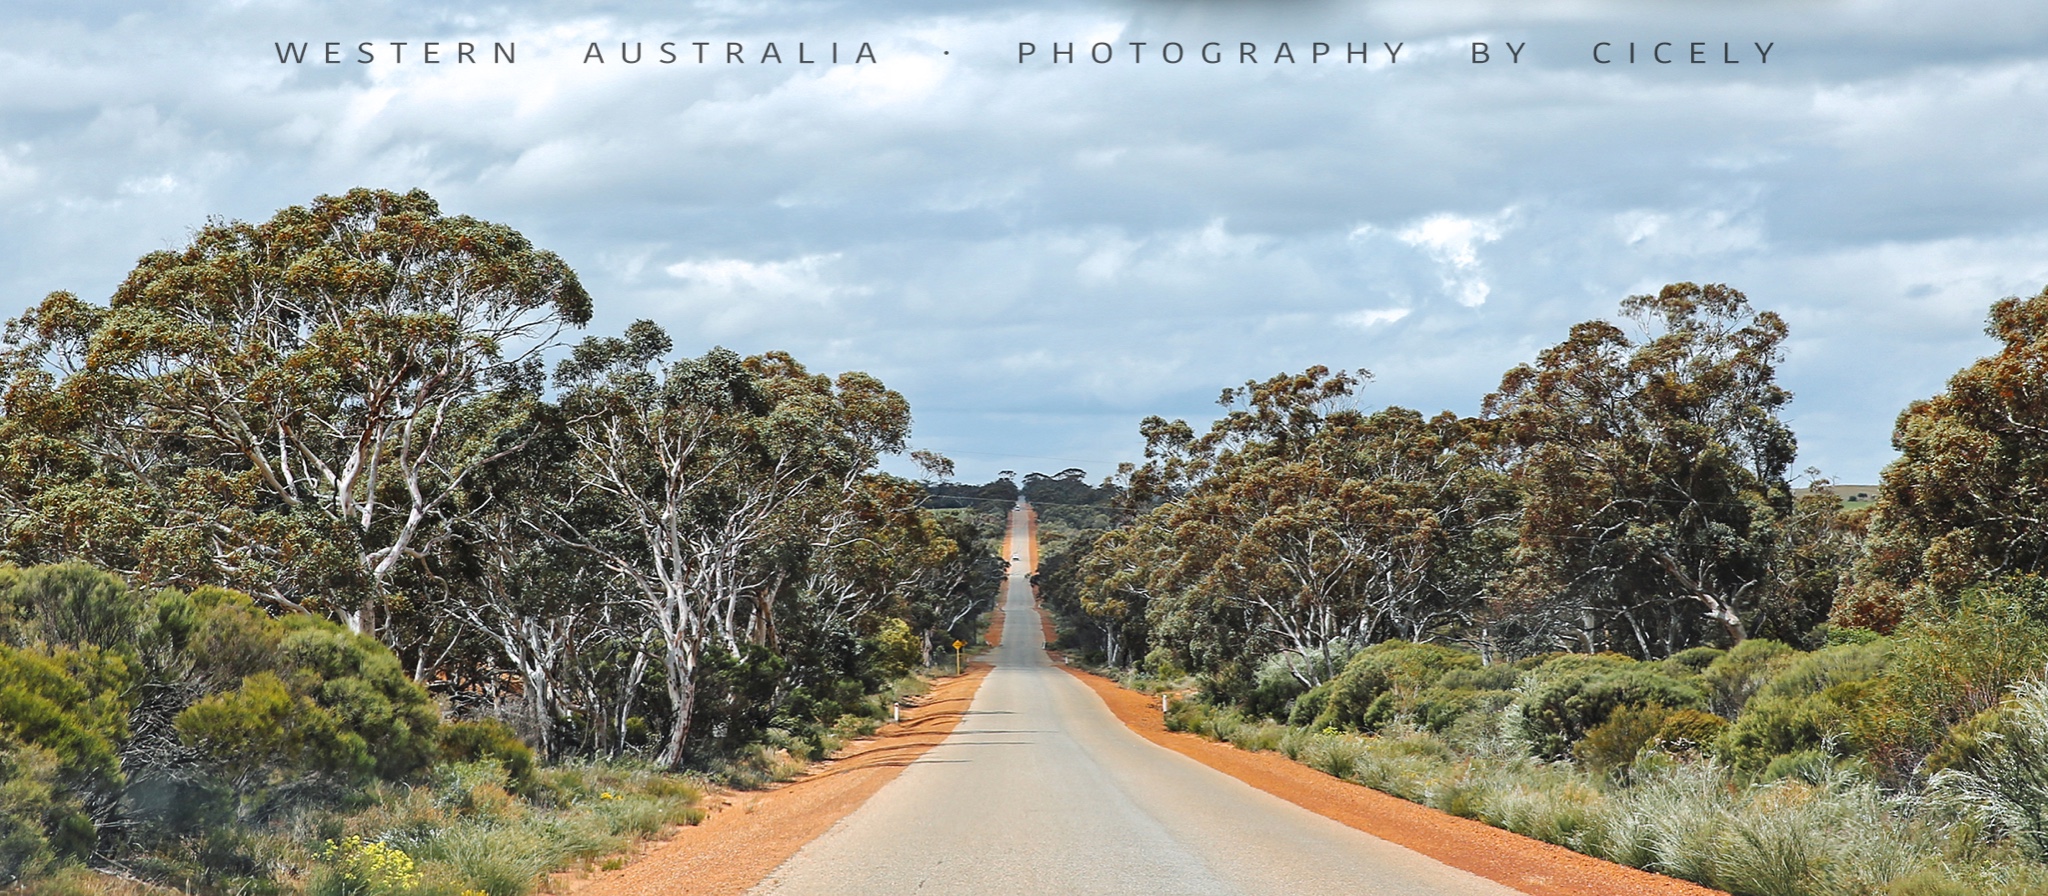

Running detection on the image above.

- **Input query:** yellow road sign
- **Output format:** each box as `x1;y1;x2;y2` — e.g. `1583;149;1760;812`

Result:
953;639;965;649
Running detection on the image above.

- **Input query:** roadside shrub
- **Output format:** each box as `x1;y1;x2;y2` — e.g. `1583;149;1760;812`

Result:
1863;576;2048;775
1287;683;1331;727
1701;639;1798;717
1755;640;1892;703
1251;641;1367;720
865;618;921;681
1437;664;1519;691
0;645;129;868
313;836;422;896
0;564;140;653
1655;709;1729;755
1715;641;1891;774
1662;646;1725;677
1924;705;2019;776
1514;655;1706;760
1312;641;1480;732
277;623;441;780
1928;674;2048;860
0;745;64;885
439;721;536;795
432;763;521;823
1408;686;1514;735
1575;704;1672;778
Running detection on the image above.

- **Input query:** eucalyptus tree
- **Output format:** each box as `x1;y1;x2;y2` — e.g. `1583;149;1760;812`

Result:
1054;524;1161;668
1127;368;1514;687
892;513;1002;667
1484;283;1800;655
544;321;914;768
0;189;591;640
1843;285;2048;628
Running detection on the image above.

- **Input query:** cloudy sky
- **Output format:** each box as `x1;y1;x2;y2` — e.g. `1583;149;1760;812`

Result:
4;0;2047;484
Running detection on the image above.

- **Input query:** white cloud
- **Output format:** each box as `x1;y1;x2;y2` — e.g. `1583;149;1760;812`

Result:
658;253;871;338
6;0;2048;482
665;253;852;299
1338;307;1412;329
1396;210;1512;307
1614;206;1764;257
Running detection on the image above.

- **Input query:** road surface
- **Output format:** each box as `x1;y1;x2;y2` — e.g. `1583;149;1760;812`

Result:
748;503;1522;896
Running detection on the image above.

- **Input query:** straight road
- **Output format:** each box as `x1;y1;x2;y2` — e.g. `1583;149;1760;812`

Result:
748;503;1522;896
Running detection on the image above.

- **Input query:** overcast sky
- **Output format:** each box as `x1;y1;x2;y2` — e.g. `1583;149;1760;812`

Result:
4;0;2046;484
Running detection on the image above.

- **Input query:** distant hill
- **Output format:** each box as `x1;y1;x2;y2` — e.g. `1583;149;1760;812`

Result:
1797;484;1879;508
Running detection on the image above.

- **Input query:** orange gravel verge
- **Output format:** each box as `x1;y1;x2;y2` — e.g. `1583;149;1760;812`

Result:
569;664;992;896
1063;668;1728;896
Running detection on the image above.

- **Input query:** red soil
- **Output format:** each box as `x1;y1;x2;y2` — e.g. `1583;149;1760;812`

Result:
567;663;993;896
1063;667;1728;896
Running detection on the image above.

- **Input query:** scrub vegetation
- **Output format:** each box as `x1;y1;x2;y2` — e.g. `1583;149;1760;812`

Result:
0;191;1003;893
1042;282;2048;894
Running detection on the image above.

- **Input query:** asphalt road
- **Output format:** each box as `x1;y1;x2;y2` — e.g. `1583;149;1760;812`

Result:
748;503;1522;896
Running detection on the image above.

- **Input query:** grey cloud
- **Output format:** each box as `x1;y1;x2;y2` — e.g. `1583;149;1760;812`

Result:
4;0;2047;484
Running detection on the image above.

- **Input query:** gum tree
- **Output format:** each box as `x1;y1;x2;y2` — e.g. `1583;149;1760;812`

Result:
1485;283;1800;655
1844;285;2048;628
543;322;914;769
0;189;591;640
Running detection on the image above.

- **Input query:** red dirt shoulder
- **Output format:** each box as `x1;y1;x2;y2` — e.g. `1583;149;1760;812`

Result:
1062;666;1727;896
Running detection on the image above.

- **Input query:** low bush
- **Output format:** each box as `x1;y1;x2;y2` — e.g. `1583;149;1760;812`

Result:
439;721;537;795
1514;655;1707;760
1700;639;1798;717
1574;704;1672;779
1928;675;2048;860
1714;642;1891;775
1311;641;1483;733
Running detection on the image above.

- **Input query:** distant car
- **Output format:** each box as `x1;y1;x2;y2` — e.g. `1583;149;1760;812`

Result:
1013;555;1022;560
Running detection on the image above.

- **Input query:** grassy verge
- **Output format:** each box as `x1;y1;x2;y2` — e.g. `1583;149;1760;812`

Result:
1167;699;2048;896
694;673;933;789
17;760;706;896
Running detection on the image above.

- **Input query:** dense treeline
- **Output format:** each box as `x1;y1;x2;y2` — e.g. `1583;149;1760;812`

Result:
1041;281;2048;892
0;190;1003;887
1049;281;2048;678
1046;284;1879;681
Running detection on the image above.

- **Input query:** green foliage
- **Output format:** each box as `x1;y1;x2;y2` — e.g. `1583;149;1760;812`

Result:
1662;645;1725;676
1713;643;1892;774
174;622;440;805
1408;685;1515;736
1924;705;2018;776
1701;638;1799;717
1656;709;1730;754
1486;284;1811;653
1514;654;1707;760
0;645;127;796
438;722;537;795
276;624;440;780
1851;286;2048;621
866;618;922;680
1575;704;1673;778
1858;576;2048;774
0;564;139;653
1929;675;2048;860
3;189;593;634
1312;641;1483;732
0;746;64;885
0;186;977;892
